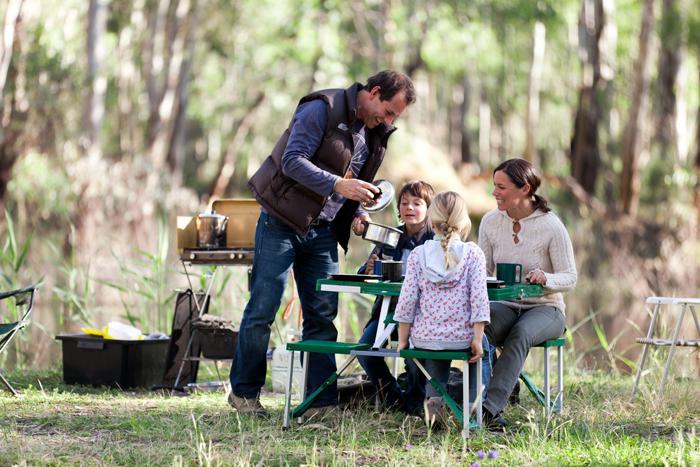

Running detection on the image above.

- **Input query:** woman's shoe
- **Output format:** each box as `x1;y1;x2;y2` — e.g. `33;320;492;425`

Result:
482;407;507;432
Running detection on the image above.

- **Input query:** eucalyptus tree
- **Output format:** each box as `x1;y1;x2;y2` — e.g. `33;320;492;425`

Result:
570;0;616;196
620;0;655;216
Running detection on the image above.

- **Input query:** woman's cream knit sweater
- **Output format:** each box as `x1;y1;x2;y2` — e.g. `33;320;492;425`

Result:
478;208;577;313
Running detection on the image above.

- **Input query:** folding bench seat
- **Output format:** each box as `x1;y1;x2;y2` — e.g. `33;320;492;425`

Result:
0;284;39;395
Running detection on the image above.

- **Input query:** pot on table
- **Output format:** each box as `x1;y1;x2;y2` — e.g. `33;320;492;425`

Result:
376;260;403;282
196;210;229;249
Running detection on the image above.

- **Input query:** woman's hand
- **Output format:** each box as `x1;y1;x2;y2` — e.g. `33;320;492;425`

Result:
525;269;547;285
364;254;379;275
468;337;483;363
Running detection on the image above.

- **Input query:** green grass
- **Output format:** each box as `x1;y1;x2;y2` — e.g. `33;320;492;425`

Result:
0;368;698;466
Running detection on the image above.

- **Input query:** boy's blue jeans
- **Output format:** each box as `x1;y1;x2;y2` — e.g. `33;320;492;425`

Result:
230;212;339;406
357;318;425;414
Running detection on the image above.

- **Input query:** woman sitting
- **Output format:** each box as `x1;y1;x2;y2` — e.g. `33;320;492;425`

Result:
478;158;577;430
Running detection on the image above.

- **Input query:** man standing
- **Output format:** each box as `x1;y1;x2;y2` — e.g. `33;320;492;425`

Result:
228;70;416;416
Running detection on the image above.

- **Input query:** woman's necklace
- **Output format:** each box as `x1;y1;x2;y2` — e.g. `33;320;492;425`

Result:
508;203;534;245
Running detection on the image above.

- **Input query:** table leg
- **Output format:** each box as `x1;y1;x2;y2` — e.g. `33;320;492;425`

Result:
659;303;687;396
462;360;470;439
283;349;295;429
631;302;661;399
475;357;482;426
372;296;392;348
297;351;309;423
690;305;700;335
544;346;550;416
557;345;564;413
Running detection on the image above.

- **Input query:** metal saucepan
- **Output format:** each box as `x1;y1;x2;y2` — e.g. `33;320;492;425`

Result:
196;210;229;249
362;221;402;248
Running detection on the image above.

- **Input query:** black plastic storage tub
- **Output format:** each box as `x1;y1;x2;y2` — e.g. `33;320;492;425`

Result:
56;334;169;389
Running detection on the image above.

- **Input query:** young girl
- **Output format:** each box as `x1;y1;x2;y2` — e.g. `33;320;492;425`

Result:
357;180;434;414
394;191;490;425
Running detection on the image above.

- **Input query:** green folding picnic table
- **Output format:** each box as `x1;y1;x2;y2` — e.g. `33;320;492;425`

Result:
283;279;557;436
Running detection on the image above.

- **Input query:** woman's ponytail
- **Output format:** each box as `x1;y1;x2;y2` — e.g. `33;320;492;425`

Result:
532;193;550;212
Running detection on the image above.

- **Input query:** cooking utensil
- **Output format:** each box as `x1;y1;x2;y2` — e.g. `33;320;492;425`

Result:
377;260;403;282
362;179;395;212
361;221;402;248
329;273;382;282
196;210;229;249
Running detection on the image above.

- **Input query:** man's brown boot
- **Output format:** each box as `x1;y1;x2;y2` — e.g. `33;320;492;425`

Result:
227;392;269;418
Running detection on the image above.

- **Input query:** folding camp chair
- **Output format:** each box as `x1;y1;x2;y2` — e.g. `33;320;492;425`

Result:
0;284;38;395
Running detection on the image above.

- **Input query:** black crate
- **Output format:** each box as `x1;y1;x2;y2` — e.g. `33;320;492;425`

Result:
56;334;170;389
194;328;237;359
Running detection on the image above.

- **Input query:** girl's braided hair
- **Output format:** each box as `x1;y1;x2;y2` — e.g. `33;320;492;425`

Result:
427;191;471;269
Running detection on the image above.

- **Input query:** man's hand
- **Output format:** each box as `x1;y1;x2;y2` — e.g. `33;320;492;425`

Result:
352;213;371;236
334;178;380;204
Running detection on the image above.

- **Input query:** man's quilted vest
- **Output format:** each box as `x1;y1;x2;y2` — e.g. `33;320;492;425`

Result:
248;82;395;252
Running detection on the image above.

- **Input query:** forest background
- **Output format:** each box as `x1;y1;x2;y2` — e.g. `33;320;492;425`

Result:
0;0;698;376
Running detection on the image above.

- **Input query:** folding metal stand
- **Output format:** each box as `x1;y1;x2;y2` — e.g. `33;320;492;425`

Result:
630;296;700;399
172;249;253;389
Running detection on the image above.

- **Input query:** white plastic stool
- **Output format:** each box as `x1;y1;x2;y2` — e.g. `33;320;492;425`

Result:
630;296;700;399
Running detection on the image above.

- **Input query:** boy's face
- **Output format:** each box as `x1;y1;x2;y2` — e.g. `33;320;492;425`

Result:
399;193;428;228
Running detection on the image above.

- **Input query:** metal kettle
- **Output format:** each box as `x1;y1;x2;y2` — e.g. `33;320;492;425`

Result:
196;210;229;249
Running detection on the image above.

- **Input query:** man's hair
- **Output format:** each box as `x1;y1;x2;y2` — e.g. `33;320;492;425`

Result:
364;70;416;105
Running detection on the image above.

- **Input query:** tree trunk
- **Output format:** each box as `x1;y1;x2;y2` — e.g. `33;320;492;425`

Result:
83;0;108;161
0;0;25;206
0;0;23;95
449;81;463;168
166;24;196;188
695;53;700;220
208;92;265;200
524;21;546;166
147;0;195;172
478;88;492;168
654;0;681;161
619;0;655;215
404;0;428;78
460;72;471;164
144;0;172;148
116;0;140;160
570;0;615;195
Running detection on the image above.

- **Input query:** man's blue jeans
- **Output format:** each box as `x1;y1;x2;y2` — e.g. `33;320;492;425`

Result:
230;212;340;406
357;318;425;414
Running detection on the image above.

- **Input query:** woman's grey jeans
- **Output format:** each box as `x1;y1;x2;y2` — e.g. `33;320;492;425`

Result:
483;302;565;416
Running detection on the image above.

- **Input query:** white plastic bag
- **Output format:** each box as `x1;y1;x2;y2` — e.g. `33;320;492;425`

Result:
104;321;144;340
